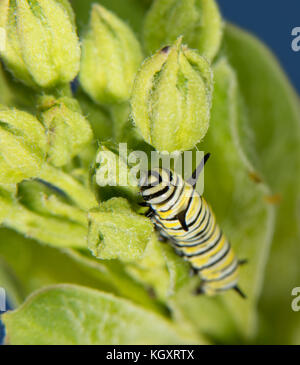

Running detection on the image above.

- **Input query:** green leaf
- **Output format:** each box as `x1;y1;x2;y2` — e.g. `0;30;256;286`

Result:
3;284;200;344
0;228;165;313
224;24;300;190
4;205;88;249
0;257;24;308
126;233;190;301
17;180;87;225
172;59;275;342
224;24;300;344
38;164;98;210
88;198;153;261
161;242;191;295
0;180;88;249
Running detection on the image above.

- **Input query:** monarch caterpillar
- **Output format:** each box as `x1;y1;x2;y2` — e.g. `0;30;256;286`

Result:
139;154;246;298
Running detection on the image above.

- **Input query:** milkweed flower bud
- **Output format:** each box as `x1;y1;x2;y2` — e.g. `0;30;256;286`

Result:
0;106;47;184
88;197;153;261
79;4;143;105
131;37;213;152
144;0;223;61
38;95;93;167
0;0;80;89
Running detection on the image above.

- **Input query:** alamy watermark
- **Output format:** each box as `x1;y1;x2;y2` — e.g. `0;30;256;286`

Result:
291;287;300;312
95;144;206;196
291;27;300;52
0;27;6;52
0;287;6;312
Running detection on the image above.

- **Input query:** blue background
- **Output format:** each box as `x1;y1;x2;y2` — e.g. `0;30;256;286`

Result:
217;0;300;94
1;0;300;345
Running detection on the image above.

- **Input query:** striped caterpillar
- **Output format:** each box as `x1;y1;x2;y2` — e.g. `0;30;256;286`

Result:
139;154;246;297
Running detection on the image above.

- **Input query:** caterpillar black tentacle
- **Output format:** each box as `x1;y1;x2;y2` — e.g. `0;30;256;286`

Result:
139;154;246;298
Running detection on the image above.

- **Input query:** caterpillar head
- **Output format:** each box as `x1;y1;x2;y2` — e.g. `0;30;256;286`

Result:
138;168;174;204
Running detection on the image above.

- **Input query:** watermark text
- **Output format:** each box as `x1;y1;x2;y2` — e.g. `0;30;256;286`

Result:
292;287;300;312
95;144;206;196
291;27;300;52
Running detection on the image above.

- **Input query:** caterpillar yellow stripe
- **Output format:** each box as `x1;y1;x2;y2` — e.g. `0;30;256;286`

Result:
139;154;245;298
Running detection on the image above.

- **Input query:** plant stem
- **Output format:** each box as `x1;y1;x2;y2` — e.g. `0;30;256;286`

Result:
38;164;98;211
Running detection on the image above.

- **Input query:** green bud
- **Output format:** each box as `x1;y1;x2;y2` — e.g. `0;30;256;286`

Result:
144;0;223;61
38;95;93;167
131;37;213;152
0;106;47;184
79;4;143;105
0;0;80;89
88;197;153;261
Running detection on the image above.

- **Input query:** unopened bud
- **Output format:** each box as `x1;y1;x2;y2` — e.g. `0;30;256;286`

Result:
0;0;80;89
131;37;213;152
38;95;93;167
88;197;153;261
79;4;143;105
0;106;47;184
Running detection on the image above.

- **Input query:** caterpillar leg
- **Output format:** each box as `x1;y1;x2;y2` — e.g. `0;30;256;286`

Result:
192;283;246;298
138;201;148;207
156;228;169;243
233;285;247;299
189;267;199;277
158;234;169;243
145;209;154;218
193;284;205;295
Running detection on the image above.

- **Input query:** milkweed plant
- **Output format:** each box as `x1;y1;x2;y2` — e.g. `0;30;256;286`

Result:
0;0;299;345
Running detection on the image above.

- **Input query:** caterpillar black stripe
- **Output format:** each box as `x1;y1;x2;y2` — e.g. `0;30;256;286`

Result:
139;154;246;298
